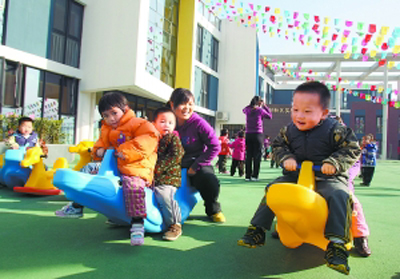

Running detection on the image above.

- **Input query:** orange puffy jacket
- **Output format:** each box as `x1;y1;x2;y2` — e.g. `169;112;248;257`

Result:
92;109;160;183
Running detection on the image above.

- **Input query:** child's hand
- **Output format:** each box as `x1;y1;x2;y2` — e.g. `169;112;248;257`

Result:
114;151;125;160
283;158;297;171
11;144;19;150
321;163;336;175
96;148;105;158
187;167;196;176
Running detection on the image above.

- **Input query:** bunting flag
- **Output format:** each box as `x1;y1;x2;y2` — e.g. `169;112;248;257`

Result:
261;57;400;108
205;0;400;59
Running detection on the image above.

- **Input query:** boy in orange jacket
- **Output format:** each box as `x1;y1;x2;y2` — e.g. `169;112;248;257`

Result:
56;92;159;246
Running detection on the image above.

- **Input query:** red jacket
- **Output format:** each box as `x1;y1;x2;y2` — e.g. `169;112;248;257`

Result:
218;135;231;155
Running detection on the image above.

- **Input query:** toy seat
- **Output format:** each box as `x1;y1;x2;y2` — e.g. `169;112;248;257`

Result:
0;148;31;188
53;149;200;233
14;146;68;195
267;161;330;250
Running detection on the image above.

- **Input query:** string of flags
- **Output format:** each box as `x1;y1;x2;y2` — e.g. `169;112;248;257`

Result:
203;0;400;64
261;58;400;108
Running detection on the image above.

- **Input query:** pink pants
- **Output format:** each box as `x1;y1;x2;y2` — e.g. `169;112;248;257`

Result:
121;175;147;218
348;163;370;237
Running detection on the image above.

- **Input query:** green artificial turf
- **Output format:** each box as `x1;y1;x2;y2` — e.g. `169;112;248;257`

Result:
0;160;399;279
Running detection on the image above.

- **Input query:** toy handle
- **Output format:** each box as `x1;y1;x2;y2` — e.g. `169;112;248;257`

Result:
296;164;322;171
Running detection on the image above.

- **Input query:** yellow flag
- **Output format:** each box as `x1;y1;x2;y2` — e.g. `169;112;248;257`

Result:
344;52;351;59
341;36;347;43
380;26;389;36
275;8;280;14
324;17;330;24
394;45;400;54
370;50;377;57
388;61;395;69
323;26;330;34
378;86;384;93
324;40;330;46
376;36;383;45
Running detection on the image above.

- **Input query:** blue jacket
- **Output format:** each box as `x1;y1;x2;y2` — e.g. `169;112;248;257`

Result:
12;131;38;148
361;143;377;167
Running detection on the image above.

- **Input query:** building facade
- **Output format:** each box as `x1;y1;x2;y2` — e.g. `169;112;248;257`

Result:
0;0;262;144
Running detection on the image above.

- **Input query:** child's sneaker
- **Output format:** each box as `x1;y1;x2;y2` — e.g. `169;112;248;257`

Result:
163;224;182;241
324;242;350;275
55;202;83;218
237;225;265;248
211;212;226;223
353;237;372;257
130;223;144;246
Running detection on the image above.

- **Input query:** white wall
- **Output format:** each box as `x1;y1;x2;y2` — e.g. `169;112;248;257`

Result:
217;20;258;128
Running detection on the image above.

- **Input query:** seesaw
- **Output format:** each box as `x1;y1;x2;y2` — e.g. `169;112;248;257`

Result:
53;149;201;233
69;141;94;171
13;145;68;195
0;147;31;189
267;161;352;250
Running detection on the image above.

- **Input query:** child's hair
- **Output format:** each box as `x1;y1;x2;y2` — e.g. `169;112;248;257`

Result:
153;106;176;122
238;130;245;138
294;81;331;109
98;92;128;115
18;116;33;126
167;88;194;110
249;96;262;107
220;128;228;136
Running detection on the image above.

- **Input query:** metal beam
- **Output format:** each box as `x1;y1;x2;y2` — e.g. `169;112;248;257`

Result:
358;62;380;81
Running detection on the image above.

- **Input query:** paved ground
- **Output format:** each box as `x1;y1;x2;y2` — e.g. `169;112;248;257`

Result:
0;160;399;279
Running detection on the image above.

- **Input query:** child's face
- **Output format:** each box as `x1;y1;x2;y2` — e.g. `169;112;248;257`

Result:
19;121;33;136
154;111;176;136
291;92;329;131
172;97;194;122
101;107;125;128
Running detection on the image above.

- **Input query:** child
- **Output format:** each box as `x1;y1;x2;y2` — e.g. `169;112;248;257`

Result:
229;130;245;177
55;92;159;246
237;81;361;275
360;134;377;186
217;129;231;174
263;135;270;161
5;117;38;149
152;106;185;241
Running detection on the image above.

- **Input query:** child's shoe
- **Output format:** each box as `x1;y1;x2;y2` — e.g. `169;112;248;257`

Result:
237;226;265;248
163;224;182;241
55;202;83;218
211;212;226;223
324;242;350;275
130;223;144;246
353;237;371;257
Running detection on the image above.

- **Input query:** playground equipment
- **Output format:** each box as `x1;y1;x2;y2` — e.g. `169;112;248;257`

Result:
13;146;69;195
69;141;94;171
0;148;31;188
53;149;200;233
267;161;351;250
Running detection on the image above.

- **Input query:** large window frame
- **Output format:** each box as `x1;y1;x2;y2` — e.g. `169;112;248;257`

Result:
196;25;203;62
210;37;219;72
49;0;84;68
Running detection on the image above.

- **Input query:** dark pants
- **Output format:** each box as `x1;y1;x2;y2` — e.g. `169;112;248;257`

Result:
230;159;244;177
188;166;221;216
362;167;375;185
218;155;228;173
250;175;353;243
245;133;264;179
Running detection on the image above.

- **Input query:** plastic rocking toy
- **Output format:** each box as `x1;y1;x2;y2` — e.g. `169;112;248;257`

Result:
13;145;69;195
267;161;351;250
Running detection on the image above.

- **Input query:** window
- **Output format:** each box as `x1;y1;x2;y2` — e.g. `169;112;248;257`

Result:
210;37;219;72
376;116;382;134
49;0;83;68
355;116;365;134
0;60;23;115
196;25;203;62
200;71;208;108
146;0;179;87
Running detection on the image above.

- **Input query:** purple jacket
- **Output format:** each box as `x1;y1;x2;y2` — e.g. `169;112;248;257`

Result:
229;138;246;161
176;112;220;170
13;131;38;148
243;104;272;134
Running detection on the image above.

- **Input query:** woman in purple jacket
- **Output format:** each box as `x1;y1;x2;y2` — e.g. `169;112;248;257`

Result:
242;96;272;181
167;88;226;223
